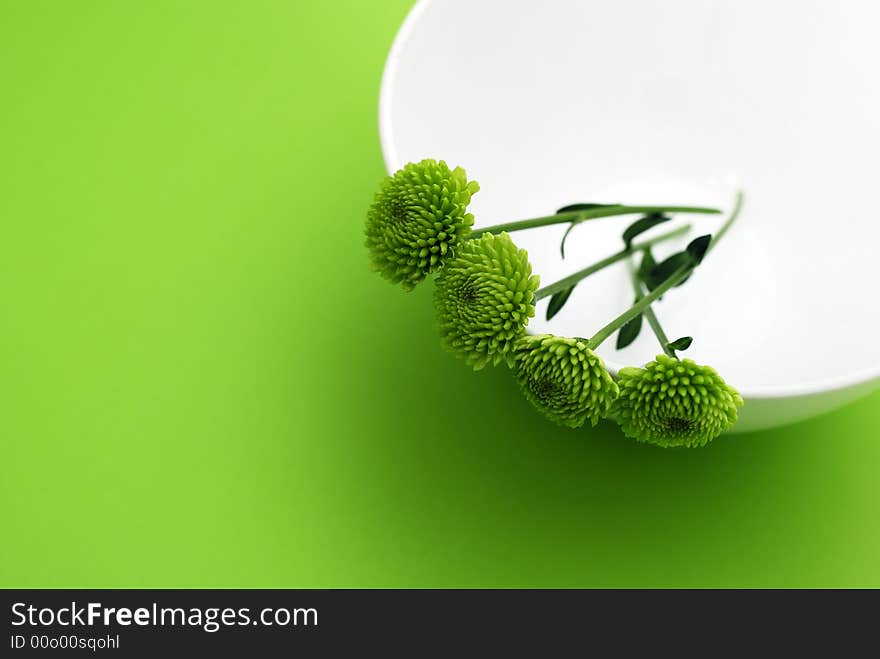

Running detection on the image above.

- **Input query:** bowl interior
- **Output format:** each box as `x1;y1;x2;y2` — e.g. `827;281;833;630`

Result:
382;0;880;396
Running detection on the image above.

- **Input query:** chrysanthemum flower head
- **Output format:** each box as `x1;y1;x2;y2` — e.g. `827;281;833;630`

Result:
434;232;539;370
365;159;480;290
513;334;619;428
613;354;743;448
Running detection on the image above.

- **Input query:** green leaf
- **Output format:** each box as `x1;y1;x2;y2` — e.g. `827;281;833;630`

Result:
645;251;691;290
546;286;575;321
616;309;643;349
560;223;578;259
667;336;693;352
622;213;670;249
637;249;656;282
556;204;617;259
686;234;712;264
555;203;616;214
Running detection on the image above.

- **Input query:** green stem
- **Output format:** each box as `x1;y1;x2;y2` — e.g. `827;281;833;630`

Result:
587;263;693;350
534;224;691;301
628;260;675;358
709;190;744;253
469;205;720;239
586;189;745;350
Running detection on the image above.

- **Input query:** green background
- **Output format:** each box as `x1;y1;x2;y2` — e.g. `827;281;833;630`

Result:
2;0;879;588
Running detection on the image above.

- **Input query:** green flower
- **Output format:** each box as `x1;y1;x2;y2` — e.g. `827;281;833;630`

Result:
434;232;539;369
613;354;744;448
365;159;480;290
513;334;619;428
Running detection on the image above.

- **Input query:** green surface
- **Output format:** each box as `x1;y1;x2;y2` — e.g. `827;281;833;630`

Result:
2;0;880;588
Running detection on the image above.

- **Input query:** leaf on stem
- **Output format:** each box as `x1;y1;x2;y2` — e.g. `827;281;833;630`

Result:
637;249;656;282
641;234;713;290
667;336;693;352
555;203;616;214
616;309;643;349
645;252;692;290
559;223;578;259
556;203;617;259
686;234;713;264
546;285;575;320
622;214;670;250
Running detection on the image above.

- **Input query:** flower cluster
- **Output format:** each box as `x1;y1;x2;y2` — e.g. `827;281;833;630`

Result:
434;232;539;369
365;159;479;290
366;160;743;446
613;355;743;448
513;335;619;427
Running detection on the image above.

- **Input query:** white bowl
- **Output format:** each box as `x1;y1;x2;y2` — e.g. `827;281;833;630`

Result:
380;0;880;432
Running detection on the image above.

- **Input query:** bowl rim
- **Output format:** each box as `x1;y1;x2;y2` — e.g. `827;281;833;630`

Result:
378;0;880;401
